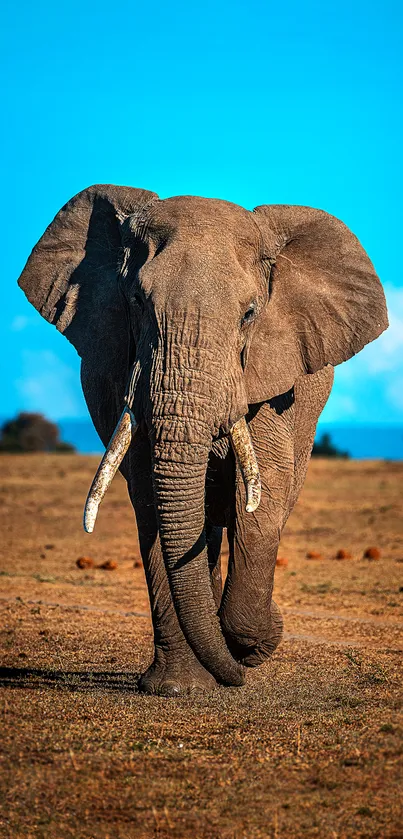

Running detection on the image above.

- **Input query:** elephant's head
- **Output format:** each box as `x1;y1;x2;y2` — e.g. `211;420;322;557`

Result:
18;184;388;685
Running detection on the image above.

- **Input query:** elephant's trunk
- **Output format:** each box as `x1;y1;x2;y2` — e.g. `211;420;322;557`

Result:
143;315;259;683
151;437;244;685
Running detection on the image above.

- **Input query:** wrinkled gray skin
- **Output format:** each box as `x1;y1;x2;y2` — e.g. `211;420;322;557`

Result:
18;185;388;695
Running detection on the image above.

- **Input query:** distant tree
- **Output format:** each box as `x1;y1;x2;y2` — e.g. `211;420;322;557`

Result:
312;432;349;458
0;412;75;453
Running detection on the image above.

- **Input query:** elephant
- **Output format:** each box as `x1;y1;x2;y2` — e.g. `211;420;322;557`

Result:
18;185;388;695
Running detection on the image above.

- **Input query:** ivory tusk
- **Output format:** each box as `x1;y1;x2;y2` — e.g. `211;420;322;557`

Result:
229;417;261;513
83;406;137;533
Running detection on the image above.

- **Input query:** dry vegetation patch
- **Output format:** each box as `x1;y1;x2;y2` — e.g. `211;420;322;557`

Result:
0;455;402;838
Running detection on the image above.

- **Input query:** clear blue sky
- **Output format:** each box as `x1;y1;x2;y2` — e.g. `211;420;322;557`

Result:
2;0;402;425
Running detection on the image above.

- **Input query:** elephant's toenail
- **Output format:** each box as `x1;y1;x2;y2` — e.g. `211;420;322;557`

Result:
159;681;181;697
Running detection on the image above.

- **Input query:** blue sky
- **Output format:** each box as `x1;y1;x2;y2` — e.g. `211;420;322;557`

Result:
2;0;402;425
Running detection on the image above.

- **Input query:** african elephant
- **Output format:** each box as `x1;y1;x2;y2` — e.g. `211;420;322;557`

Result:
18;185;388;695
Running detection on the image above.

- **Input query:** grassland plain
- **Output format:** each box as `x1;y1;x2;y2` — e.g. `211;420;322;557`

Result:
0;455;402;839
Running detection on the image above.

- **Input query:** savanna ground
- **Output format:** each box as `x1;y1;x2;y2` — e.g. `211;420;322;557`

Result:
0;454;402;839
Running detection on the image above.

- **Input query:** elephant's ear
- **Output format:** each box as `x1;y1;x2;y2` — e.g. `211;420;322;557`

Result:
18;184;158;366
245;204;388;403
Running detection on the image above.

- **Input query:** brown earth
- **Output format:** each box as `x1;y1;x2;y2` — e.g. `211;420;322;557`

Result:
0;454;402;839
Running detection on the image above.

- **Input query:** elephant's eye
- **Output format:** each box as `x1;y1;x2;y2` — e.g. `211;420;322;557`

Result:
242;303;256;326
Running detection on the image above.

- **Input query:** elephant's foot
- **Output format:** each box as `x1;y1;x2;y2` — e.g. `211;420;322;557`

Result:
138;645;218;696
222;600;284;667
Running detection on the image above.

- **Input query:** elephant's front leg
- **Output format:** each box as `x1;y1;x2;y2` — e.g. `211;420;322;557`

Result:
220;398;295;666
126;435;217;696
222;522;284;666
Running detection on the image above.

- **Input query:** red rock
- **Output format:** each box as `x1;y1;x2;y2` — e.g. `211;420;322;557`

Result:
76;556;95;569
363;546;381;560
306;551;323;560
98;559;117;570
133;559;142;568
276;557;289;567
335;549;353;560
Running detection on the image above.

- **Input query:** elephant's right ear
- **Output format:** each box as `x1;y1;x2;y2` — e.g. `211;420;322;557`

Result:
18;184;158;361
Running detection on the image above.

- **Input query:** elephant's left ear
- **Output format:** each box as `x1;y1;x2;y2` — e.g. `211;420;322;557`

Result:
245;204;388;403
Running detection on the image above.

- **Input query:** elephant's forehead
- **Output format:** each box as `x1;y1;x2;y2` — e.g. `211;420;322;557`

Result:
150;195;259;243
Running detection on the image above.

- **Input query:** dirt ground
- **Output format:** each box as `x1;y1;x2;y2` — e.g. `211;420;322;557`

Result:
0;454;402;839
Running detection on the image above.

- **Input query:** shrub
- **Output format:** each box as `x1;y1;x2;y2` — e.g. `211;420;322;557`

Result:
0;412;75;453
312;432;349;458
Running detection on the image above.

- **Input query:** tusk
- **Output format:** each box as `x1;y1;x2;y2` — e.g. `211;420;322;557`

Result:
83;406;137;533
229;417;261;513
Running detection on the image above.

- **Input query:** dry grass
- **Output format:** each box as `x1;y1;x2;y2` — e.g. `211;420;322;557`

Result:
0;455;402;838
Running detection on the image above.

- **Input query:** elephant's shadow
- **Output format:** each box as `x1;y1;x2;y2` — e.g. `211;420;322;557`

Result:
0;666;141;693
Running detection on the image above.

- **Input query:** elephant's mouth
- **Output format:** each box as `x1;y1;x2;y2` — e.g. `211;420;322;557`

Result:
83;406;261;534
